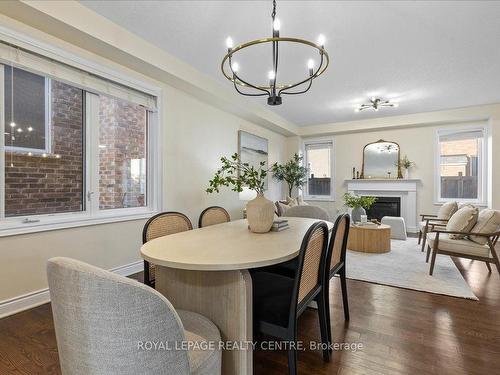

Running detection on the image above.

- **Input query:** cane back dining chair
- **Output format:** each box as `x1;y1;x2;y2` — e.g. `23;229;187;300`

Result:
251;221;331;375
323;214;351;349
142;212;193;287
198;206;230;228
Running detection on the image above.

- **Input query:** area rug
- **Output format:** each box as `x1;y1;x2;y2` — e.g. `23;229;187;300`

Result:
346;237;478;300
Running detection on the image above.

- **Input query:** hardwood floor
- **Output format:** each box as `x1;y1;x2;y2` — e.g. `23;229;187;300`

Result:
0;260;499;374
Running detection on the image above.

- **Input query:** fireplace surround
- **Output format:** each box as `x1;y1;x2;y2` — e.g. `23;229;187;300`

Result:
346;179;419;233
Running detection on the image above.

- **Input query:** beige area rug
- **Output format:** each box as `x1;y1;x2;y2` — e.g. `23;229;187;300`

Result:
346;237;478;300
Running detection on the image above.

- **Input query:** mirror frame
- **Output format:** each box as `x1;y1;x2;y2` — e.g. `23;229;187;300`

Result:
360;139;403;179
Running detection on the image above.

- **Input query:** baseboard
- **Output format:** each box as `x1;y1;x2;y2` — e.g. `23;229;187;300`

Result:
0;259;143;319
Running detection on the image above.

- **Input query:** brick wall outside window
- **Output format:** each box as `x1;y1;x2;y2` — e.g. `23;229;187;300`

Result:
98;95;146;210
4;80;84;217
4;82;147;217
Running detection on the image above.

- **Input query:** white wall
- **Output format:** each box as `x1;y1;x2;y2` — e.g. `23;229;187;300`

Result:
0;15;286;310
293;104;500;219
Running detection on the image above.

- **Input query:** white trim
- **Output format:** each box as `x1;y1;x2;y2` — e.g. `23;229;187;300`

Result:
0;65;4;219
4;75;51;154
302;136;335;201
0;25;161;99
0;34;164;236
0;211;154;237
434;123;489;206
0;260;143;319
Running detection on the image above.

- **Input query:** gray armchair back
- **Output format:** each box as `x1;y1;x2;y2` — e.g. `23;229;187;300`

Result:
47;257;191;375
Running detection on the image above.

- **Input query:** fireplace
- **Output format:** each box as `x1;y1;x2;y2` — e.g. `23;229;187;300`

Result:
366;196;401;221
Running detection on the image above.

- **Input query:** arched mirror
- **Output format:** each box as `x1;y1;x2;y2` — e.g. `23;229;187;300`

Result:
361;140;402;179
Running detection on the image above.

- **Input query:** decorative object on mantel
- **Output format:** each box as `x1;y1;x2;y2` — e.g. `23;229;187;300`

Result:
397;155;415;179
355;97;399;112
207;153;275;233
361;139;403;179
343;192;377;223
221;0;329;105
272;153;308;198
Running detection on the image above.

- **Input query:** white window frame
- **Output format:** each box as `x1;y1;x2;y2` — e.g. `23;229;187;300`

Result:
302;136;335;201
0;37;162;237
4;70;51;154
434;124;489;206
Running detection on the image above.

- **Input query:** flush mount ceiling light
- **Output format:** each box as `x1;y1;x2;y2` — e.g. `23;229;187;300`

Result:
221;0;329;106
355;97;399;112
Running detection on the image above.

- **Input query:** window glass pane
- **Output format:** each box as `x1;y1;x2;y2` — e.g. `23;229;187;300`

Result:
439;132;481;200
4;76;85;217
306;143;331;196
98;94;147;210
4;66;46;150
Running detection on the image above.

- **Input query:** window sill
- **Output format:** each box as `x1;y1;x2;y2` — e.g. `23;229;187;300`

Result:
0;210;157;238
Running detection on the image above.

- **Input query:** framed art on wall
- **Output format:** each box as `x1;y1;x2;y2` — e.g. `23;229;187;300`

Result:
238;130;269;188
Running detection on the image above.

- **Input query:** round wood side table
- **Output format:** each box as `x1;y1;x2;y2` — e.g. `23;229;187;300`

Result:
347;224;391;253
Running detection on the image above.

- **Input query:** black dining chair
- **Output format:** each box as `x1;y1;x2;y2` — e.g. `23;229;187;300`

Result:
251;221;331;375
257;214;351;351
323;214;351;348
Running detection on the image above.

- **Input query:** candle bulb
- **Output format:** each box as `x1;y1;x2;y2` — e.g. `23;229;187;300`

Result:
307;59;314;76
268;70;276;86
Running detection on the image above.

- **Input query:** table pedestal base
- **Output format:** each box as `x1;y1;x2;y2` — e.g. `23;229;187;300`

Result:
155;266;253;375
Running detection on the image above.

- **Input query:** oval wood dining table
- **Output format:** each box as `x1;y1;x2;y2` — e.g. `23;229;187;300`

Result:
141;217;333;375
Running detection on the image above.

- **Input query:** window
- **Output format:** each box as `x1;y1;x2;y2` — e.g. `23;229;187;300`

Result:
436;127;488;204
97;94;147;210
4;70;84;218
4;67;50;152
0;58;159;235
303;138;335;200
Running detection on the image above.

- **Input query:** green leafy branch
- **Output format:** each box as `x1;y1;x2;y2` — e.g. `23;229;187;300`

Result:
343;192;377;209
206;153;272;195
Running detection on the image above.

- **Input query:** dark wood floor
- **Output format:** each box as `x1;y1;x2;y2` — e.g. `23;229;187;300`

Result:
1;259;499;375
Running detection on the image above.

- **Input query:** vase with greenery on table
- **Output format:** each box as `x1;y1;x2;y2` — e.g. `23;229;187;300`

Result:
206;153;275;233
343;192;377;223
271;153;308;198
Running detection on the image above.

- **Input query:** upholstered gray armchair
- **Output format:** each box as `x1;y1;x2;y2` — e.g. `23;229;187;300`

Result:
47;257;221;375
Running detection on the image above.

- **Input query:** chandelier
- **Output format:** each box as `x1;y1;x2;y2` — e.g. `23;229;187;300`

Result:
356;97;399;112
221;0;329;106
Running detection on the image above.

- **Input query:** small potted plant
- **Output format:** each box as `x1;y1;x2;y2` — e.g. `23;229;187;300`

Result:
397;155;415;179
343;192;377;223
207;153;275;233
271;153;308;198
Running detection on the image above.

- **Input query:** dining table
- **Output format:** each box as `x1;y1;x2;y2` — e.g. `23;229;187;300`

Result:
140;216;334;375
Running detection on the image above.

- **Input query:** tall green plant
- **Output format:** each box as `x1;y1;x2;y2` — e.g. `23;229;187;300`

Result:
206;153;271;195
271;153;308;197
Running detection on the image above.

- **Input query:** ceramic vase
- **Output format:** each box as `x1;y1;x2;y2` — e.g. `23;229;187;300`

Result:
404;169;409;179
246;194;275;233
351;206;366;223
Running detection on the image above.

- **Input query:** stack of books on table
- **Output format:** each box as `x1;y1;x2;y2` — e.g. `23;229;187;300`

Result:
271;219;289;232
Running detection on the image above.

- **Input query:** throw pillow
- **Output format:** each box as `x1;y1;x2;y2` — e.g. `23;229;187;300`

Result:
469;209;500;245
278;201;292;216
437;201;458;220
446;205;479;239
296;196;309;206
286;196;298;207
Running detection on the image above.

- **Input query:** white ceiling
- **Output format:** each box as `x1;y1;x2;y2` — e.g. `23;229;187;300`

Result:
80;1;500;127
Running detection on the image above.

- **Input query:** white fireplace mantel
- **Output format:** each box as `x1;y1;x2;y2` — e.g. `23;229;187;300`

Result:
346;179;420;233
